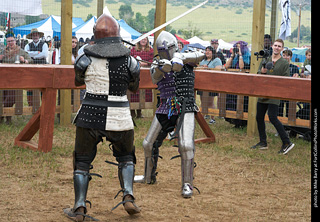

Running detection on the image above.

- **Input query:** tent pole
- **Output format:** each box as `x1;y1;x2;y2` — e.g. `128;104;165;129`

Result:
247;0;266;137
152;0;167;114
97;0;104;18
60;0;73;126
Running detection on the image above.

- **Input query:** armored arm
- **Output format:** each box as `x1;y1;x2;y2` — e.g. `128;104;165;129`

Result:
172;51;205;65
74;54;92;86
150;58;171;84
127;56;140;93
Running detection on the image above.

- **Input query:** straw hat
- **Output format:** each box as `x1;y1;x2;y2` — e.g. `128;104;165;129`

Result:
26;28;44;39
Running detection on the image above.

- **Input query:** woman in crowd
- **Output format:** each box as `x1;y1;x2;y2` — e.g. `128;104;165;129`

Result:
0;32;32;124
225;40;250;70
198;46;223;124
130;36;154;118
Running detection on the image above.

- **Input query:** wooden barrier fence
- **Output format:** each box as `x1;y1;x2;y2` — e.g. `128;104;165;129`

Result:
0;64;311;152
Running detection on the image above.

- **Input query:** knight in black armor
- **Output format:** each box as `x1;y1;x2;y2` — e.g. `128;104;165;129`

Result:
134;31;204;198
63;14;141;221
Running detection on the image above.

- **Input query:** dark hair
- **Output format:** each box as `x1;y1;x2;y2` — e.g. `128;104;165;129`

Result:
204;46;216;60
264;34;272;41
282;49;292;57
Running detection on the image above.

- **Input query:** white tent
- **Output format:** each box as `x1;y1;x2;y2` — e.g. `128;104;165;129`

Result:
72;16;140;42
73;16;97;40
186;36;210;47
217;39;233;50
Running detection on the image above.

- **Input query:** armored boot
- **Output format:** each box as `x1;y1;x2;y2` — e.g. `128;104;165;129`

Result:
117;161;140;215
144;143;160;184
63;170;99;221
181;158;194;198
63;170;89;221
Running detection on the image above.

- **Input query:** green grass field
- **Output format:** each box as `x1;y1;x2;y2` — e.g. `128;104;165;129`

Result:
41;1;311;48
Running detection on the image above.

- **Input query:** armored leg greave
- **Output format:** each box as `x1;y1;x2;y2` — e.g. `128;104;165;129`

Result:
73;169;90;211
118;161;135;198
142;116;162;184
181;158;194;198
178;112;196;198
116;161;141;215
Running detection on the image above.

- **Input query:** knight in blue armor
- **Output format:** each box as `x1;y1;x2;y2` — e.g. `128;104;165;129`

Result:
134;31;204;198
63;14;141;221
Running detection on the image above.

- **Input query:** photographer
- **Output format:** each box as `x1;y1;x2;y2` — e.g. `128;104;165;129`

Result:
251;39;294;155
225;40;251;70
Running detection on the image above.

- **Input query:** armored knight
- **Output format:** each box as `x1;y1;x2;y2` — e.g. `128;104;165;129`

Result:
135;31;204;198
63;14;141;221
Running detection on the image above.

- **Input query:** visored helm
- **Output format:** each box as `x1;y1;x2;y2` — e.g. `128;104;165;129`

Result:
156;31;178;60
93;14;120;40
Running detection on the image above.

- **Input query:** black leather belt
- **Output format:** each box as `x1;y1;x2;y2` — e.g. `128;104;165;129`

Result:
82;99;129;107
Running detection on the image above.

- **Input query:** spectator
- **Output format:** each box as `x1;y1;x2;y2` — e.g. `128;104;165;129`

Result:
24;28;48;64
52;36;61;64
71;36;78;64
177;40;184;52
0;32;32;124
296;48;311;120
78;37;85;48
301;48;311;79
130;36;154;118
251;38;294;155
24;28;48;106
198;46;222;124
264;34;273;56
210;39;226;65
225;40;250;70
278;49;300;117
78;35;95;57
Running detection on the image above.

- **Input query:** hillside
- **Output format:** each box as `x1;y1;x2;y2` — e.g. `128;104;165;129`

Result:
42;0;312;46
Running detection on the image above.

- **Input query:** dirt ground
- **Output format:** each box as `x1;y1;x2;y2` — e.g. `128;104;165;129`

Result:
0;117;311;222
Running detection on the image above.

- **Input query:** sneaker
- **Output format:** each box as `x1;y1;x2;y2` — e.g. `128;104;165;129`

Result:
209;119;216;124
204;115;210;119
278;142;295;155
250;142;268;150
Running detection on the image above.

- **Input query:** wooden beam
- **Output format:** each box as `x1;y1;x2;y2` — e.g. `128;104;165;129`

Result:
97;0;104;18
248;0;266;136
60;0;73;126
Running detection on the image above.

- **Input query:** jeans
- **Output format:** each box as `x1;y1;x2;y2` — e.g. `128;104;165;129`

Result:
256;102;290;145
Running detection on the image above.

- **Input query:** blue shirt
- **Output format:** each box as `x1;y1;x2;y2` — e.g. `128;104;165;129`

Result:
200;57;222;68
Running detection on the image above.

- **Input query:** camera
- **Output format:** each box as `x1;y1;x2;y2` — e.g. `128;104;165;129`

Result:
233;47;239;54
254;49;271;69
254;49;269;58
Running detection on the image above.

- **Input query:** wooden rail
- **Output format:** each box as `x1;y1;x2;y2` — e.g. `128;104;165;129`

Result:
0;64;311;152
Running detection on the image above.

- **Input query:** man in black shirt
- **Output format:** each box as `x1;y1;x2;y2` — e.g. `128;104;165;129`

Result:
210;39;226;65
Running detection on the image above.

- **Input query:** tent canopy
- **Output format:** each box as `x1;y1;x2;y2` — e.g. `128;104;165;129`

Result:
175;34;189;45
291;48;308;63
73;17;141;41
186;36;210;47
12;15;84;39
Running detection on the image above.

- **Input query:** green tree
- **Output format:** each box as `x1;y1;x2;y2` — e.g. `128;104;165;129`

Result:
86;14;94;22
119;5;134;22
179;21;203;39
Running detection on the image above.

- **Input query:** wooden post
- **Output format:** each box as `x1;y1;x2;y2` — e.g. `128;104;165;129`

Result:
97;0;104;18
153;0;167;113
247;0;266;137
270;0;278;42
60;0;73;125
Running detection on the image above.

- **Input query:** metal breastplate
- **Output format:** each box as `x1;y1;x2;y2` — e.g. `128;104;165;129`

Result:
175;65;196;112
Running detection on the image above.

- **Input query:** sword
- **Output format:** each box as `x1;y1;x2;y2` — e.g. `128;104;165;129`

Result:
131;0;208;45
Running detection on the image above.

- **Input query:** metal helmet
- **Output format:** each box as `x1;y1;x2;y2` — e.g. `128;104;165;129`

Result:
156;31;178;60
93;14;120;40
